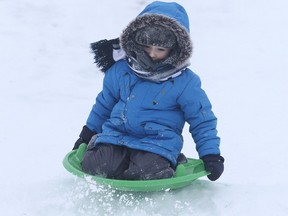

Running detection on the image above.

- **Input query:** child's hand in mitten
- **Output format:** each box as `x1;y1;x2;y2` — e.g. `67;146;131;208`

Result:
201;154;224;181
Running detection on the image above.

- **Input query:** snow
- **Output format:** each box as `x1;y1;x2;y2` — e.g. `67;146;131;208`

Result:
1;0;288;215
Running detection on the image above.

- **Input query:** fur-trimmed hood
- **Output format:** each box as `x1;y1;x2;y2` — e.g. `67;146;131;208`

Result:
120;1;192;68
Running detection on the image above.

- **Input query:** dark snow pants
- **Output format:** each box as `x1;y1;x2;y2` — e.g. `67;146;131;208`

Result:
81;143;175;180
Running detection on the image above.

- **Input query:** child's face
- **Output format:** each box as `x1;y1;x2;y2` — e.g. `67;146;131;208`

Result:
143;45;171;61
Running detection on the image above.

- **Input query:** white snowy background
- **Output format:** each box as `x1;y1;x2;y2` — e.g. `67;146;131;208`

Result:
1;0;288;215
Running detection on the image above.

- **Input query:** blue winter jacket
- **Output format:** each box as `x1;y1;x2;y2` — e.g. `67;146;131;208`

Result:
86;60;220;165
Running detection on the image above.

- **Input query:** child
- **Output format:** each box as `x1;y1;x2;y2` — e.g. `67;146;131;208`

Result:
73;1;224;181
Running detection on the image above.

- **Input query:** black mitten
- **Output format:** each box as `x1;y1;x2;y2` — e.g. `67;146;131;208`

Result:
72;125;96;150
201;154;224;181
90;38;120;72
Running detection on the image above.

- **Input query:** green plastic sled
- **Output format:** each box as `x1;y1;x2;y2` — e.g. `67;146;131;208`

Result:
63;144;209;192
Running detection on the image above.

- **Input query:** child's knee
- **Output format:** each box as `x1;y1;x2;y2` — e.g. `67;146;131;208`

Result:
81;150;98;175
81;144;129;178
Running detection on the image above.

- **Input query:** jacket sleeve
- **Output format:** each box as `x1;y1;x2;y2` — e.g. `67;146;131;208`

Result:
86;63;121;133
178;73;220;158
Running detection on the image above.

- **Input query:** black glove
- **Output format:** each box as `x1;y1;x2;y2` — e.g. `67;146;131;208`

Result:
72;125;96;150
90;38;120;72
201;154;224;181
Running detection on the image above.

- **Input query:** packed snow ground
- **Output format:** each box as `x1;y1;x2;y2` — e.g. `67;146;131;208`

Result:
1;0;288;215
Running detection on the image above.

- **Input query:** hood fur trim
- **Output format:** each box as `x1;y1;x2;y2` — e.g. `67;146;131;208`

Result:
120;13;192;67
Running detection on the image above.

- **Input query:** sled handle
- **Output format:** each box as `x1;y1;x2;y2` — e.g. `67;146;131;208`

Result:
175;164;186;177
75;143;87;162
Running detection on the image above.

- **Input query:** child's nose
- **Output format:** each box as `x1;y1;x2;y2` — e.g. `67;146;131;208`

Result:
147;50;156;59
